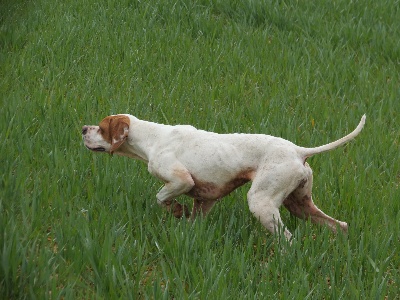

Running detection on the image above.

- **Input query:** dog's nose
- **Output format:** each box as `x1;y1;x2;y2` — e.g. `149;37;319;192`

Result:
82;126;88;135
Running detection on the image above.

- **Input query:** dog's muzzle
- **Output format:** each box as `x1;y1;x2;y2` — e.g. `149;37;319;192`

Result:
82;126;105;151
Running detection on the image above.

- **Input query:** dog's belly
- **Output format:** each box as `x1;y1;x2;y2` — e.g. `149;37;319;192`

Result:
185;171;253;201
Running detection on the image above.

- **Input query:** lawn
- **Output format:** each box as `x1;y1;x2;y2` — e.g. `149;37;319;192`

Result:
1;0;399;298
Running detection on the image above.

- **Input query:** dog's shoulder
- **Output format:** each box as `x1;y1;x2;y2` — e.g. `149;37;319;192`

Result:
168;124;198;137
173;124;197;131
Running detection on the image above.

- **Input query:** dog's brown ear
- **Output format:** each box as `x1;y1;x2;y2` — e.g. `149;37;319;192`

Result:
108;116;130;154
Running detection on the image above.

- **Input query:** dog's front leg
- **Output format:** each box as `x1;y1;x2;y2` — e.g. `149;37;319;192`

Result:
190;199;217;220
152;162;195;218
156;182;193;218
159;199;191;218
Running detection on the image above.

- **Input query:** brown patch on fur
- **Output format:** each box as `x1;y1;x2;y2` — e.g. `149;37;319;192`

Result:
298;178;307;189
283;194;313;218
186;169;254;201
172;169;194;183
162;199;191;218
283;185;348;233
191;199;217;219
185;177;217;200
172;202;191;218
283;178;312;218
99;115;130;154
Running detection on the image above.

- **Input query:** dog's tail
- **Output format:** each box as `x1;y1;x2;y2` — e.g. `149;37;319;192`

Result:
297;114;366;160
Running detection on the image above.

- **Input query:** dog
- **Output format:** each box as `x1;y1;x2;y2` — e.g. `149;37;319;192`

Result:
82;114;365;241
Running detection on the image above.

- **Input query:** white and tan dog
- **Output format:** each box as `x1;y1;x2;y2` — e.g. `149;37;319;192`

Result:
82;114;365;241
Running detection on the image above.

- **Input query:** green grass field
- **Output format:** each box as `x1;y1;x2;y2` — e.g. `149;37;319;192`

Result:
1;0;399;298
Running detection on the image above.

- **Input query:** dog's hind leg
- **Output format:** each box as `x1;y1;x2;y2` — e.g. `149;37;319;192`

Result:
246;167;306;242
248;193;292;241
283;163;348;233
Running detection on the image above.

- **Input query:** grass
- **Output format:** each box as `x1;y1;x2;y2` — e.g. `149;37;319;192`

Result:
1;0;399;298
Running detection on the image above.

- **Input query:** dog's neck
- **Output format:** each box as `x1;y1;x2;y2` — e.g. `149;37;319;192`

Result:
116;115;171;163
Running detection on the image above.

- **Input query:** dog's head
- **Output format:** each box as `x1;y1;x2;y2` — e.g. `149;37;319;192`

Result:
82;115;130;155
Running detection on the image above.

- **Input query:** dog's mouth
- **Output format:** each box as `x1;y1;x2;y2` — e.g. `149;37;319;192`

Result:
86;146;106;152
